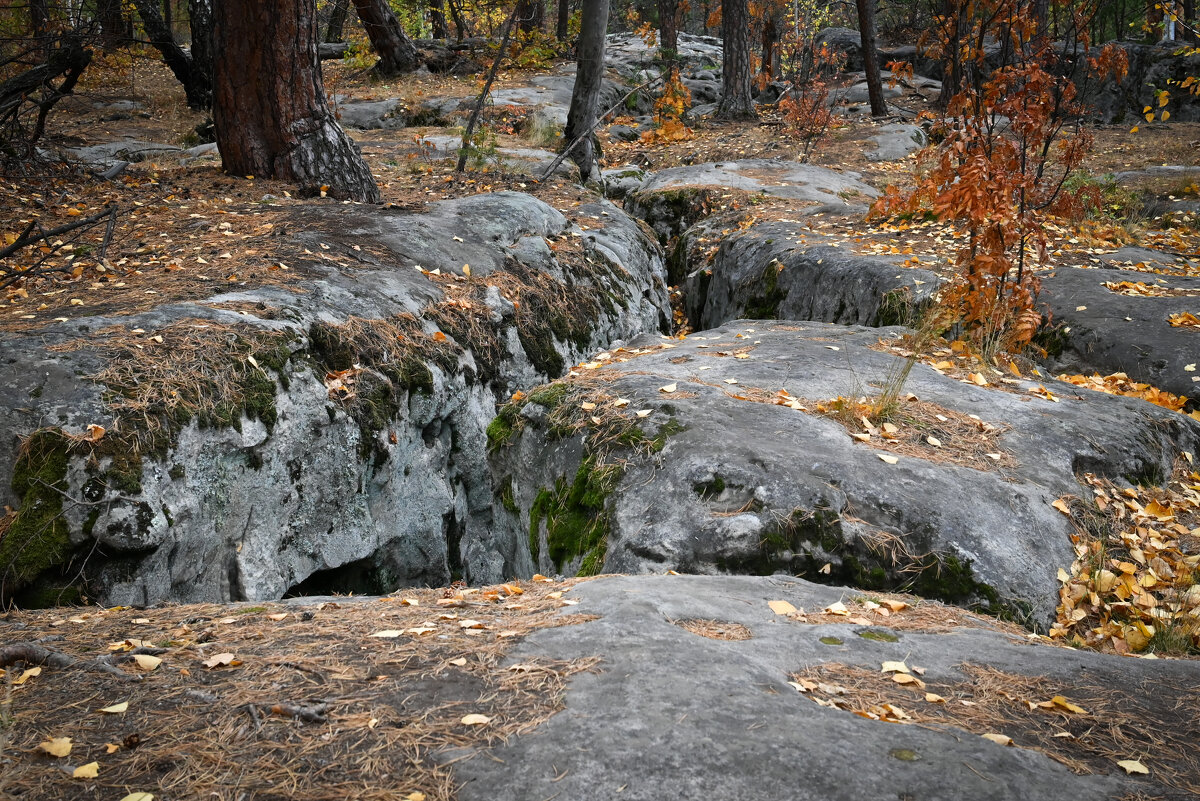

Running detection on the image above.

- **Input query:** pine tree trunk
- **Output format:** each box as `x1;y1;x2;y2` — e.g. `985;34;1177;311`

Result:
759;10;778;81
447;0;468;41
429;0;449;39
98;0;126;49
556;0;570;40
132;0;210;109
325;0;350;41
658;0;678;54
352;0;421;76
855;0;886;117
715;0;754;119
213;0;380;203
187;0;214;108
564;0;610;183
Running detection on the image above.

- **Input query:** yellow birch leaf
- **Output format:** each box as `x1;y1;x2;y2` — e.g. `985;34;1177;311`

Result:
39;737;72;757
132;654;161;671
118;795;154;801
768;600;798;615
881;661;910;674
460;713;491;725
1117;759;1149;774
73;762;100;778
98;701;129;714
981;733;1012;746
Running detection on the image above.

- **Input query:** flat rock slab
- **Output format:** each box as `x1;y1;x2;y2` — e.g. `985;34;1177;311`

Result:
491;321;1200;625
681;218;941;327
865;122;928;161
453;574;1196;801
0;192;668;607
67;139;181;167
1038;263;1200;402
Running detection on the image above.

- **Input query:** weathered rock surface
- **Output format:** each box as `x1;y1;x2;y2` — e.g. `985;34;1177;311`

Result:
1038;261;1200;403
66;139;182;167
490;321;1200;625
0;192;668;607
626;161;879;242
605;31;724;80
1086;41;1200;123
679;218;941;327
865;122;928;161
452;574;1198;801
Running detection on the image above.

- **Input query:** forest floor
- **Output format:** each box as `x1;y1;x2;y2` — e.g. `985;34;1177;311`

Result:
2;50;1199;333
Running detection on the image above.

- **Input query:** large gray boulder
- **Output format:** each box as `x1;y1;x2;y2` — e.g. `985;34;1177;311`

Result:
626;160;879;243
0;192;669;608
452;574;1199;801
488;321;1200;626
679;218;942;327
1085;41;1200;123
1038;260;1200;404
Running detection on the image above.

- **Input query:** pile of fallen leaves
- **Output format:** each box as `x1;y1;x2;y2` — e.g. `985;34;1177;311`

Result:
1169;311;1200;330
1051;461;1200;655
0;578;596;801
1056;371;1191;413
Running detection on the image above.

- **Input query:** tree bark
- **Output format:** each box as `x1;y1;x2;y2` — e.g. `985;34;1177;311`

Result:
187;0;214;106
564;0;610;182
325;0;350;41
556;0;570;40
658;0;678;54
715;0;754;119
447;0;469;41
132;0;210;109
855;0;886;116
213;0;380;203
759;9;778;81
429;0;449;39
352;0;421;76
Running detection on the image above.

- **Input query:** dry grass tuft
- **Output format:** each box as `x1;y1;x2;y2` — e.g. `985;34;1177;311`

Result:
671;618;753;640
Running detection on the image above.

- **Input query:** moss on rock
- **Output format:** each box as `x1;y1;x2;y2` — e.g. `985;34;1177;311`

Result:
0;429;73;601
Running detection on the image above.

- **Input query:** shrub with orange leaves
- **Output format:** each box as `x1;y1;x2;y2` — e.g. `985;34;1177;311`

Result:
872;0;1127;357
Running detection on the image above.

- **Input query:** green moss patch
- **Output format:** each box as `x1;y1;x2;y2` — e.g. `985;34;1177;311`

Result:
0;429;73;602
744;260;787;320
528;457;620;576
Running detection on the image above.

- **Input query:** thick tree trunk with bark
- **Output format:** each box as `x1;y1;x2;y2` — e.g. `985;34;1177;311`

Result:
98;0;127;49
556;0;570;40
658;0;678;54
855;0;886;116
715;0;754;119
132;0;210;108
325;0;350;41
563;0;610;182
429;0;449;39
213;0;380;203
352;0;421;76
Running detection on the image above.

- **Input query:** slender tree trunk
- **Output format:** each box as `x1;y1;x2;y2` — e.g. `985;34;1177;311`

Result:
325;0;350;41
187;0;214;107
29;0;50;61
352;0;421;76
557;0;570;40
131;0;210;109
658;0;678;54
760;10;778;81
715;0;755;119
855;0;886;116
564;0;610;182
937;0;966;107
429;0;449;38
163;0;174;35
213;0;380;202
447;0;468;40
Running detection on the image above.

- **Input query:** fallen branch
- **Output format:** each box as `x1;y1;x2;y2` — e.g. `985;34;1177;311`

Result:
270;701;329;723
0;641;142;682
538;76;663;183
0;204;118;290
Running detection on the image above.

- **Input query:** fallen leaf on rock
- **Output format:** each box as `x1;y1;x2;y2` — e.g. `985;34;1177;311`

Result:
73;762;100;778
823;602;850;615
659;383;677;393
636;409;652;418
877;453;898;464
1117;759;1149;775
892;673;925;688
1052;498;1072;515
38;737;72;757
460;713;491;726
881;661;910;674
98;701;129;714
532;573;554;582
981;733;1012;746
768;600;798;615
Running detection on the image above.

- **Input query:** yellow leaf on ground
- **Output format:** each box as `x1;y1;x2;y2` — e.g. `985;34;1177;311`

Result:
768;600;798;615
1117;759;1149;774
924;693;945;703
460;713;491;725
880;661;910;674
981;733;1012;746
878;453;898;464
659;383;677;393
131;654;162;671
405;793;427;801
117;794;154;801
823;602;850;615
73;762;100;778
370;630;404;638
202;653;237;668
98;701;129;714
448;657;468;666
1051;498;1072;515
38;737;72;757
13;666;41;685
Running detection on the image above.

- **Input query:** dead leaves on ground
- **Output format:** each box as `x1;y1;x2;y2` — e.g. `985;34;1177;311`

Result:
1051;463;1200;655
1056;371;1190;412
